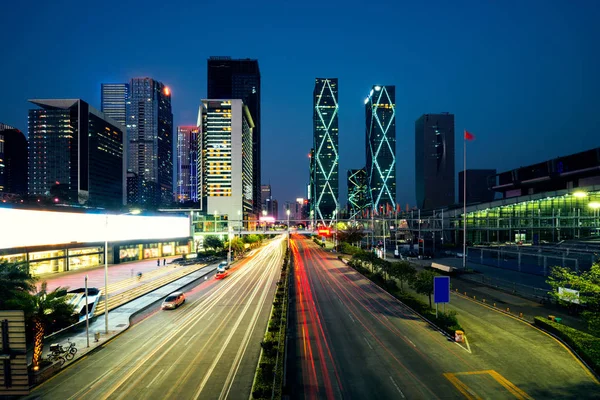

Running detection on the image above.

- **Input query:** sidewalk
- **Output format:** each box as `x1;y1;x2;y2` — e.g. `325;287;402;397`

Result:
29;264;217;367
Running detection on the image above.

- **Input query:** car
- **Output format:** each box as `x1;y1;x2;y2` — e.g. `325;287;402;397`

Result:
216;271;228;280
161;292;185;309
218;261;230;270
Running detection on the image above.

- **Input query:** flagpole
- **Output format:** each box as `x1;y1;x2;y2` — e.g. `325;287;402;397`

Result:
463;130;467;269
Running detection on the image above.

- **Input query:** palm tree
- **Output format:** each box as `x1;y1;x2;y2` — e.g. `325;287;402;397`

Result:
0;260;36;309
11;282;75;370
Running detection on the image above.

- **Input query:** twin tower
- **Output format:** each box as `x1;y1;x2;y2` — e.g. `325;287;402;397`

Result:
309;79;396;225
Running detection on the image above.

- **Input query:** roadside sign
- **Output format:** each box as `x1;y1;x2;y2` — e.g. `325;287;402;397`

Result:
434;276;450;304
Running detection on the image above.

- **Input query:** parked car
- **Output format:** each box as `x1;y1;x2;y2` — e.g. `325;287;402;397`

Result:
161;292;185;310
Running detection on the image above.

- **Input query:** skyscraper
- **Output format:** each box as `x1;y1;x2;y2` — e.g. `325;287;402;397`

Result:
198;99;254;227
415;113;455;209
313;78;339;224
28;99;123;207
365;85;396;213
101;83;129;129
261;184;272;211
207;57;261;216
347;168;368;219
0;124;27;195
176;126;200;203
126;78;173;207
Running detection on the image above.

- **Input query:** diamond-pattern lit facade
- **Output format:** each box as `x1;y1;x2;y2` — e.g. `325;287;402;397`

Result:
347;168;368;219
365;85;396;213
312;78;339;225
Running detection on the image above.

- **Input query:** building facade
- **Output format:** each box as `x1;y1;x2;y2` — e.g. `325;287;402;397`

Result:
28;99;123;208
207;57;261;216
126;78;173;207
0;124;27;195
347;168;368;219
312;78;339;225
101;83;129;129
176;126;200;203
366;85;396;213
459;169;496;204
198;99;254;228
415;113;455;210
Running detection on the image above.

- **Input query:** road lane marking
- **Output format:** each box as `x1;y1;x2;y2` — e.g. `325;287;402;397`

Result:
348;313;355;323
389;376;406;398
404;336;417;347
443;372;481;400
184;333;198;346
207;312;216;320
363;336;373;350
146;368;165;388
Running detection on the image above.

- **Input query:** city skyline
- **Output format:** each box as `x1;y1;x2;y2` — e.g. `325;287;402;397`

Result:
1;1;598;208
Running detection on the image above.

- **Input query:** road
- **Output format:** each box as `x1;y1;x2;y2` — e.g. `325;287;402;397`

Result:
287;236;599;400
27;238;285;400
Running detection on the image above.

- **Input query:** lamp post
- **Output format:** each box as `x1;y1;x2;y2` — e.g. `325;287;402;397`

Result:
214;210;218;233
104;209;140;334
286;209;291;248
228;224;233;265
238;210;242;234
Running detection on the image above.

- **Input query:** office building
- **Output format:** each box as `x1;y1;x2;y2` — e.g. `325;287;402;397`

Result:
101;83;129;129
312;78;339;224
415;113;455;210
28;99;123;207
308;148;315;224
347;168;368;219
261;184;272;210
198;99;254;228
126;78;173;207
459;169;496;204
0;124;27;195
207;57;261;215
365;85;396;213
176;126;200;203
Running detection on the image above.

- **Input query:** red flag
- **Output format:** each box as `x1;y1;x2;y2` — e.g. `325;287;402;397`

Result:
464;130;475;141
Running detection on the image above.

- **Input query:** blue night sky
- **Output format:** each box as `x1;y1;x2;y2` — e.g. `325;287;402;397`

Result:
1;0;599;209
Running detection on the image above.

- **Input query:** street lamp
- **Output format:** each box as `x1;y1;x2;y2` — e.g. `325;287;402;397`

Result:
214;210;218;233
227;224;233;265
286;209;291;247
104;209;140;334
238;210;242;234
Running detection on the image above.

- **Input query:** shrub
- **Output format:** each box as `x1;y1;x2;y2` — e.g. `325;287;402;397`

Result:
534;317;600;375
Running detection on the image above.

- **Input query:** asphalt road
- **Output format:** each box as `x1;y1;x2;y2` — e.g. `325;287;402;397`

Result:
26;238;285;400
286;236;599;400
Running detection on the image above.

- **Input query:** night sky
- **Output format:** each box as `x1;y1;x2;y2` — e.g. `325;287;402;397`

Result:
1;0;599;209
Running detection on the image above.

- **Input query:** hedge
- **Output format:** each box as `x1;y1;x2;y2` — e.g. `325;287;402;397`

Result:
534;317;600;375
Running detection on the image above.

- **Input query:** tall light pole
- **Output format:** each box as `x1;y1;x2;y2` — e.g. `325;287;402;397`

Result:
228;224;233;265
104;209;140;334
286;209;291;248
214;210;218;233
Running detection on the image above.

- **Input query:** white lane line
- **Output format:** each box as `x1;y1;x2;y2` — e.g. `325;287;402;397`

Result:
184;333;198;346
147;368;165;388
207;312;216;320
404;336;417;347
389;376;406;398
348;313;355;323
363;336;373;350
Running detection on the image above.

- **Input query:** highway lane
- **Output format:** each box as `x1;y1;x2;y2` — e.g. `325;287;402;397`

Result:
27;238;286;400
287;236;597;400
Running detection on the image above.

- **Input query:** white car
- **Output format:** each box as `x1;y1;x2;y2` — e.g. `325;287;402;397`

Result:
161;292;185;310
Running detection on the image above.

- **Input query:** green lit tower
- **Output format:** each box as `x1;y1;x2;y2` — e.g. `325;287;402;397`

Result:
365;85;396;213
347;168;367;219
312;78;339;225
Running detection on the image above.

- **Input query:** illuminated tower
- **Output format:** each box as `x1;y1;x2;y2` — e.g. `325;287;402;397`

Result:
347;168;368;219
313;78;339;225
365;85;396;213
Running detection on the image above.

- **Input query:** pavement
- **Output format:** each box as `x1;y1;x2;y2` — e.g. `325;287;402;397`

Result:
26;238;286;400
287;236;599;399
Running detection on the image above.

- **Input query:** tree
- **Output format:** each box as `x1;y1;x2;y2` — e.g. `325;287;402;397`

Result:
204;235;224;251
337;225;365;245
244;234;261;246
410;270;438;308
10;282;75;370
547;264;600;326
390;261;416;292
228;237;246;257
0;261;36;309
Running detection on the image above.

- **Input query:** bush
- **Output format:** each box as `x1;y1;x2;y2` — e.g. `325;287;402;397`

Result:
534;317;600;375
339;242;361;255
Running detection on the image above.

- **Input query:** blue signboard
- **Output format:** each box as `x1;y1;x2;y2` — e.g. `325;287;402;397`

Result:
434;276;450;304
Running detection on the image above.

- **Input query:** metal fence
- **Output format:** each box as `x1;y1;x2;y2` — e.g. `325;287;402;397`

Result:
467;247;580;276
456;272;551;302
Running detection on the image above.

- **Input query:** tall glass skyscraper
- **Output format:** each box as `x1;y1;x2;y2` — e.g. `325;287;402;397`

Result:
101;83;129;129
28;99;123;208
0;124;27;195
415;113;455;209
176;126;200;203
365;85;396;213
126;78;173;207
312;78;339;225
347;168;368;219
207;57;261;217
